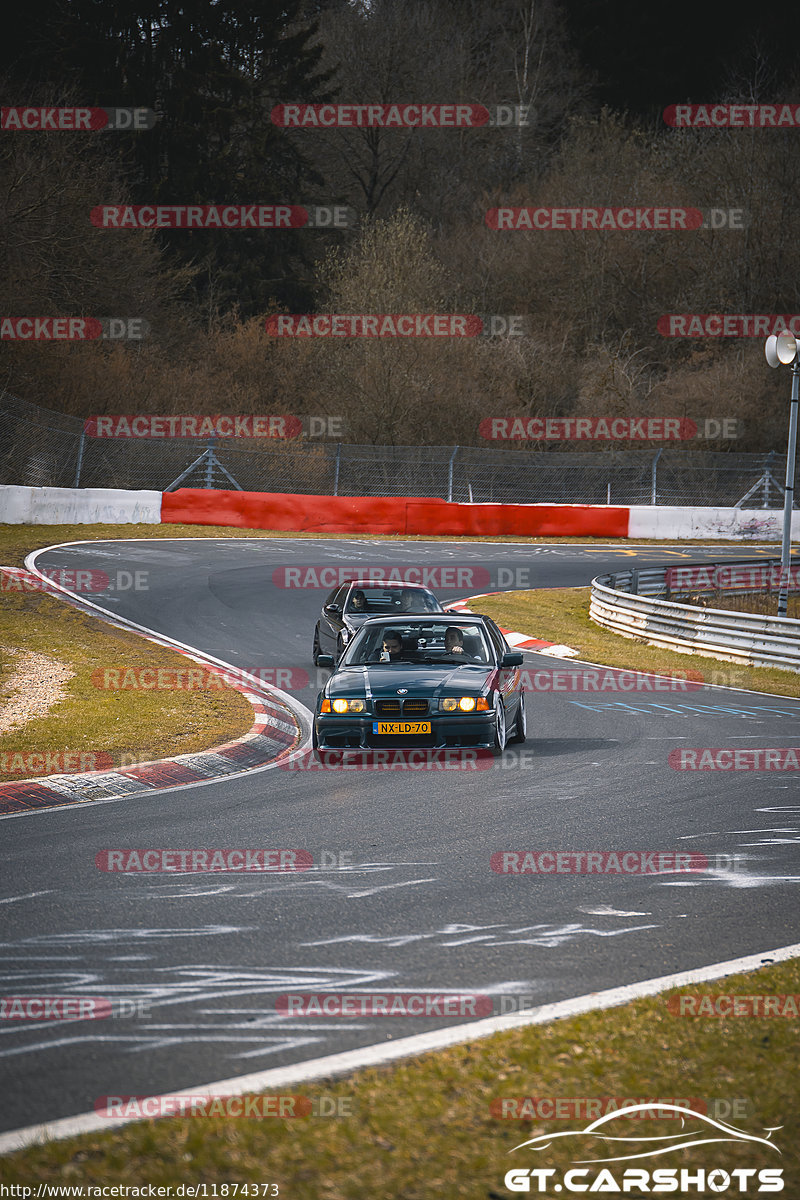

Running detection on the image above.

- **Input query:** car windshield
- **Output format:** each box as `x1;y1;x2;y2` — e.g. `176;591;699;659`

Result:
343;622;491;666
344;586;440;615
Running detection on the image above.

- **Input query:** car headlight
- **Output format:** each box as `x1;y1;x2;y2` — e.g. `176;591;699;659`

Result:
440;697;490;712
324;698;365;714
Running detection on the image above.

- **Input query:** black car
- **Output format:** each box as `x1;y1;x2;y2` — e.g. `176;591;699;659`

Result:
313;614;526;755
312;579;443;665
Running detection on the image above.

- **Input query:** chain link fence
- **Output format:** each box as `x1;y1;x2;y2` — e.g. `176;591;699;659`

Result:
0;389;792;507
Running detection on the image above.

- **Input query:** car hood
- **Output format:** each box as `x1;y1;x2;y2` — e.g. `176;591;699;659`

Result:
327;663;491;698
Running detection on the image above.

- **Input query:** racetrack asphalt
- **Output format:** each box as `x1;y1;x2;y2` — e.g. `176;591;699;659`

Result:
2;538;799;1134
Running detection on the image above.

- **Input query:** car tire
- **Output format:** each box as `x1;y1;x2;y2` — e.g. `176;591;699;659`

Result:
311;719;320;757
312;627;321;666
509;692;527;744
491;698;507;757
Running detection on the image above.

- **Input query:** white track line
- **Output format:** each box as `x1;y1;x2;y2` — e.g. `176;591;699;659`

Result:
2;941;799;1155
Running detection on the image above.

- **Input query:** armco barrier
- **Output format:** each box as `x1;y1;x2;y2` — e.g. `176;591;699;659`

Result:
0;485;161;525
160;489;629;537
590;564;800;672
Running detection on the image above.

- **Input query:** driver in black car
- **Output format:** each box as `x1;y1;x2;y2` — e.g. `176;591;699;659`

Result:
350;588;367;612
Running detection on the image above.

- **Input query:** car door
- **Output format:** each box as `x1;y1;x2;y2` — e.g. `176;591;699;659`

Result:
319;583;349;651
483;618;521;720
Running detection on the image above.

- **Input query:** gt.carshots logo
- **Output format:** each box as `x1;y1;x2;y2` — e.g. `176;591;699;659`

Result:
271;103;530;127
502;1103;784;1193
1;107;156;130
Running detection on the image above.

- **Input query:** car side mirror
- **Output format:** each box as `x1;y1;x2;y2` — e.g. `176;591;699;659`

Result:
317;654;335;669
501;652;524;667
324;603;341;614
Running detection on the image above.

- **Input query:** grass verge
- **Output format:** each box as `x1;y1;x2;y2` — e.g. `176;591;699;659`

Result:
1;957;797;1193
0;588;254;782
477;588;800;699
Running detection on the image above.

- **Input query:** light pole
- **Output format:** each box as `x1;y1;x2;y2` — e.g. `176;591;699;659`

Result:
764;331;800;616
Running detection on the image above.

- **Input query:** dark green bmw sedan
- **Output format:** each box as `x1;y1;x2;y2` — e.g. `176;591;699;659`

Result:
313;614;525;756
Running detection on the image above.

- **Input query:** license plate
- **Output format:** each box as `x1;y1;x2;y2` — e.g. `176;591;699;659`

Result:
372;721;431;735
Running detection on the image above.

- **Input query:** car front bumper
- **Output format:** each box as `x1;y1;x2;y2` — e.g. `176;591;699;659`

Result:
313;711;497;750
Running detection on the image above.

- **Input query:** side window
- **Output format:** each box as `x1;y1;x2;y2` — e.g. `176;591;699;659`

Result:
333;584;350;607
483;619;507;659
324;586;340;608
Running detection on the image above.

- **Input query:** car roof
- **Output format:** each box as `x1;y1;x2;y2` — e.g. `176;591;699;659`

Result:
345;580;437;590
357;613;488;626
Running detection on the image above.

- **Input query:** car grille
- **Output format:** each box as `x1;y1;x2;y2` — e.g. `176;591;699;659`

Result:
375;698;429;716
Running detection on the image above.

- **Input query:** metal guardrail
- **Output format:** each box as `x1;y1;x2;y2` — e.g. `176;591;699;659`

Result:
590;560;800;672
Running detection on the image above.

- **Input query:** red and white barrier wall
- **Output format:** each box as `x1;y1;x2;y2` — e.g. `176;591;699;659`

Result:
0;485;161;525
2;485;799;540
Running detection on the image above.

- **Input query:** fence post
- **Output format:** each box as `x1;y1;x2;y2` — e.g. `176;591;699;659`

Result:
333;444;341;496
72;431;86;488
651;448;662;504
447;445;459;502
